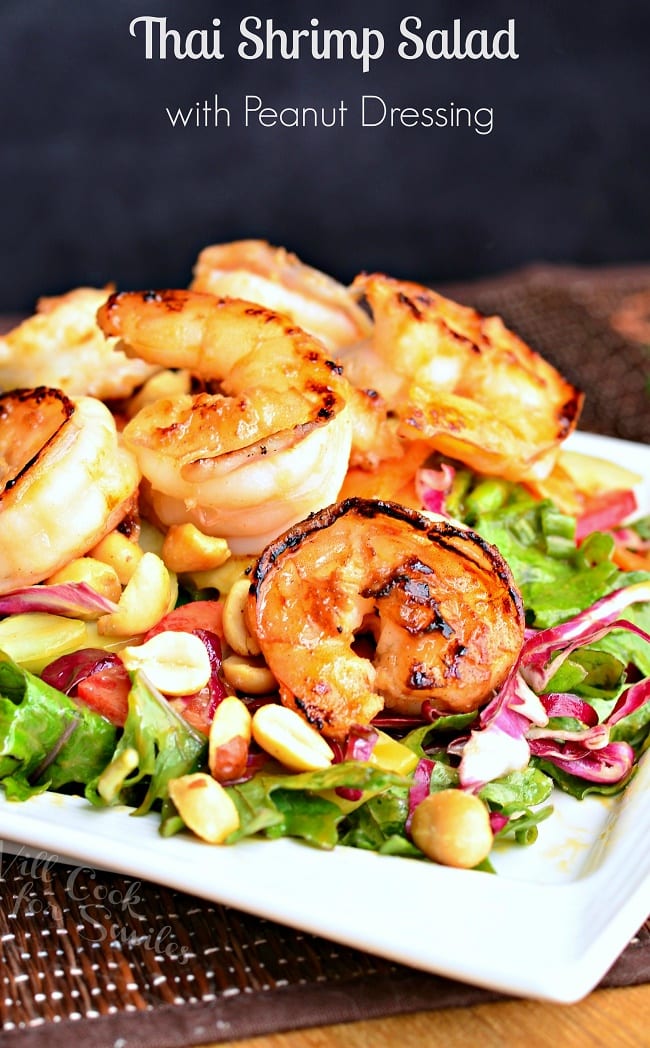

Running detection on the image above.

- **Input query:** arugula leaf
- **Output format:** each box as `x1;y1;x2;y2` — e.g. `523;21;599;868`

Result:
87;671;206;815
267;790;343;848
0;651;116;801
479;767;554;814
609;699;650;754
592;601;650;677
402;717;477;757
545;648;626;702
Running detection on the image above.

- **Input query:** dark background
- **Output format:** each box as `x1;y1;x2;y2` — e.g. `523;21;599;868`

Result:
1;0;649;311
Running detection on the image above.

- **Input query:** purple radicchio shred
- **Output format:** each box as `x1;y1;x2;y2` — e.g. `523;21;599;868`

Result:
607;677;650;727
520;581;650;692
490;811;509;834
406;757;435;832
415;463;455;515
182;629;228;717
527;738;635;783
41;649;122;695
335;725;379;801
0;582;118;619
539;692;600;726
345;724;379;762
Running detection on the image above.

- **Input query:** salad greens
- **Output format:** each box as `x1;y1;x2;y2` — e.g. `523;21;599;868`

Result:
87;672;207;815
0;652;116;801
0;460;649;871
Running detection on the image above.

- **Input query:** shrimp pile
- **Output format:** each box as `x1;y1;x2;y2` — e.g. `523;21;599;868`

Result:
0;239;585;742
0;387;139;594
0;287;159;400
248;498;525;739
96;289;353;553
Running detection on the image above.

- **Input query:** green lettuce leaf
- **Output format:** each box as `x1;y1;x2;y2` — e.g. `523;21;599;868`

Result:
0;651;116;801
531;757;636;798
87;671;206;815
227;762;407;849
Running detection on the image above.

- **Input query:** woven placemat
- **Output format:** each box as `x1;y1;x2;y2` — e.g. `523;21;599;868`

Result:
0;853;648;1048
1;265;649;1045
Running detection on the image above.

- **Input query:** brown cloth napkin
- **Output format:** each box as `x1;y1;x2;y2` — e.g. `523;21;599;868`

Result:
444;264;650;445
1;264;649;1046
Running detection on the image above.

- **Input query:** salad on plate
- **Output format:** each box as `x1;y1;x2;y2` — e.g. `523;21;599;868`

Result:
0;240;648;875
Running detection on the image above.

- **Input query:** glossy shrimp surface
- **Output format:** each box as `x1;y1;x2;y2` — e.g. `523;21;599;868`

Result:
343;274;583;481
191;239;371;350
0;388;140;593
97;290;353;553
248;498;525;739
0;287;159;400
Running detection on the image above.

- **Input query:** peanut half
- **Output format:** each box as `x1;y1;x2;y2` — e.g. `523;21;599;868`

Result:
47;556;122;605
97;552;171;637
90;530;144;585
208;696;252;782
221;654;277;696
168;773;240;844
121;630;212;696
222;577;261;656
252;704;334;772
161;524;231;574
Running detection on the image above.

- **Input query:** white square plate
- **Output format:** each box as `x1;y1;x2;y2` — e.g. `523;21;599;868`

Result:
1;431;649;1003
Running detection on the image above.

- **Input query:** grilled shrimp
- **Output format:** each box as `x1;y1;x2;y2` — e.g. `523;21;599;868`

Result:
191;243;398;469
248;498;525;739
342;274;583;482
0;388;140;594
0;288;159;400
191;240;371;350
97;290;353;553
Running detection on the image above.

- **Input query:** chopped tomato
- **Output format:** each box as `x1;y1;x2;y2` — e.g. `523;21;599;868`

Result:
144;599;225;641
168;690;214;736
76;664;131;726
575;489;638;541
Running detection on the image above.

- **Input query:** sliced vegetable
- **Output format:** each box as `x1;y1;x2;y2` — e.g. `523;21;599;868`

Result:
575;489;637;541
76;664;131;726
144;599;225;641
0;613;87;674
0;582;118;619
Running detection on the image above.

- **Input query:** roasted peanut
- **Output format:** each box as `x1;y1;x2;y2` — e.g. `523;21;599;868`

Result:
121;630;212;695
162;524;231;574
185;555;256;597
221;654;277;695
252;704;334;772
168;773;240;843
209;696;252;782
222;577;261;656
90;530;143;585
47;556;122;606
410;789;493;868
97;552;171;637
